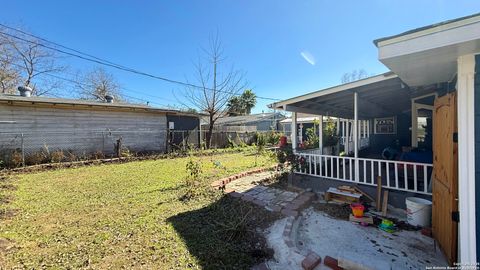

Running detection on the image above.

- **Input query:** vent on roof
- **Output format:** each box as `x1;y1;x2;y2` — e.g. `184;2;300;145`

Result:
105;95;114;103
18;86;32;97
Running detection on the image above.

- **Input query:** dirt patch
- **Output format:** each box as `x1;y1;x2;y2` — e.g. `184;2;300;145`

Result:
312;202;351;220
0;209;17;220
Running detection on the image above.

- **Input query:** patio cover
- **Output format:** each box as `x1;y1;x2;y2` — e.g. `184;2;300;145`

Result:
269;72;433;119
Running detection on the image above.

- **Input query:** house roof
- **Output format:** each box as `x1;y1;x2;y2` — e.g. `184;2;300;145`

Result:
269;72;397;109
375;12;480;86
0;94;201;117
268;72;417;119
374;12;480;46
213;112;285;126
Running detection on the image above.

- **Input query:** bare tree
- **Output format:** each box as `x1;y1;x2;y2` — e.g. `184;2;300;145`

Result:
0;26;65;96
0;37;20;94
75;67;124;102
341;69;369;84
180;35;247;148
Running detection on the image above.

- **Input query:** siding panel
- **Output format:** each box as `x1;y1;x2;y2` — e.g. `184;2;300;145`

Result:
0;104;167;155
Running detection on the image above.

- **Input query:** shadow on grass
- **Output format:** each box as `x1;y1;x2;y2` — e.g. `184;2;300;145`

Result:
167;195;280;269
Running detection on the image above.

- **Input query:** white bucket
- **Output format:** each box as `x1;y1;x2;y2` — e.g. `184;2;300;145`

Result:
406;197;432;227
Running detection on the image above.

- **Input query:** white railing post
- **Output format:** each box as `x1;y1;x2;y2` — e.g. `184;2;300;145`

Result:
354;92;359;182
291;112;297;151
318;115;323;154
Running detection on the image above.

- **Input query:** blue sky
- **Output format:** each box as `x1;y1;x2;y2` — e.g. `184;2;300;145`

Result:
2;1;479;113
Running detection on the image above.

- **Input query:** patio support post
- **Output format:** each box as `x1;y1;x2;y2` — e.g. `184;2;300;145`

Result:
345;120;350;154
318;115;323;154
291;112;297;152
457;54;476;263
354;92;359;182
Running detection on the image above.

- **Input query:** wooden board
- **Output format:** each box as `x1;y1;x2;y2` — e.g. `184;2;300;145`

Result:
349;214;374;224
325;188;361;203
376;176;382;211
432;92;458;265
381;190;389;216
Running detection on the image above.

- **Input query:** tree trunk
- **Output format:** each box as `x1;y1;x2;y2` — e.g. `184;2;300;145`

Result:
206;114;214;149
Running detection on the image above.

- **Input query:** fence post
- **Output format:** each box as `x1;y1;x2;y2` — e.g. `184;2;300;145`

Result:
102;131;105;153
21;133;25;167
182;131;185;151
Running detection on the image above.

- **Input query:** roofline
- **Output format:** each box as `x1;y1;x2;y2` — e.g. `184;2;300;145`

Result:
268;72;397;110
374;12;480;47
0;96;203;117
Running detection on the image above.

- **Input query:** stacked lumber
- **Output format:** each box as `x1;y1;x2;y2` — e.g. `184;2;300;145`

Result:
325;187;361;203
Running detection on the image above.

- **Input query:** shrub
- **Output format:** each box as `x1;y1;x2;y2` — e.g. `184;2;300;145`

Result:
50;150;65;163
25;152;47;165
181;158;206;201
265;130;282;146
91;151;105;160
9;150;23;168
276;145;305;172
255;132;266;152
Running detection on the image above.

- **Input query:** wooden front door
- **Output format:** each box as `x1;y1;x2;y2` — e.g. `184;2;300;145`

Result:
432;92;458;264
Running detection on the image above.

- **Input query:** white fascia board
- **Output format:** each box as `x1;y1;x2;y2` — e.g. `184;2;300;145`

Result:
270;72;397;110
377;15;480;47
378;18;480;60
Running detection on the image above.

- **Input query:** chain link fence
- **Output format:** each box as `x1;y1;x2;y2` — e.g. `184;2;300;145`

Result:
0;129;287;168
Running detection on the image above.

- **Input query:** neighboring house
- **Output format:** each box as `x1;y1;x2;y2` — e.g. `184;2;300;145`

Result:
0;93;201;158
203;112;285;132
269;13;480;265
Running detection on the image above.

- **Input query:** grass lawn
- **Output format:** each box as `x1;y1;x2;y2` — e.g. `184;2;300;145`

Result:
0;149;279;269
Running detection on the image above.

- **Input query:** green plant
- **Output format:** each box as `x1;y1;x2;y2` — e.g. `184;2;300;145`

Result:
182;157;204;200
265;129;282;146
120;148;133;158
323;118;339;147
227;136;237;148
255;132;266;152
276;146;305;172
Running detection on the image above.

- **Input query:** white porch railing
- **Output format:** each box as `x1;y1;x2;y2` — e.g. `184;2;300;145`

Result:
295;153;433;195
338;119;370;152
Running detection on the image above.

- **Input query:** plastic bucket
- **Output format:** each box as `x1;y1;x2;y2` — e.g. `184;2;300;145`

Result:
406;197;432;227
350;203;365;218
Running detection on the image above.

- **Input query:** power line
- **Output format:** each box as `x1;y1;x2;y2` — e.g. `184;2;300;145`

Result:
1;56;258;115
0;55;181;106
0;24;280;101
0;58;178;109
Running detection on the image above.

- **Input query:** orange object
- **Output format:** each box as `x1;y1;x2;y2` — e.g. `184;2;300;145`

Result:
279;136;287;147
350;203;365;217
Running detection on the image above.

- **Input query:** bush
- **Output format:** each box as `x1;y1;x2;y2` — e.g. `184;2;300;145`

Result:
50;150;65;163
25;152;47;165
255;132;266;152
276;146;305;172
181;158;205;201
265;130;282;146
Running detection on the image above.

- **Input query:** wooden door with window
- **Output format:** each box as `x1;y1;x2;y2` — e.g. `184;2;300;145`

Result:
432;92;458;265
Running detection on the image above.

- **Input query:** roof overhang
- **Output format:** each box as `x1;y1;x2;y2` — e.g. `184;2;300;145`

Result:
375;13;480;86
269;72;418;119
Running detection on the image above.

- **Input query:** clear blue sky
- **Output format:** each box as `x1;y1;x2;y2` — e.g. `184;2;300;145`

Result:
2;1;479;113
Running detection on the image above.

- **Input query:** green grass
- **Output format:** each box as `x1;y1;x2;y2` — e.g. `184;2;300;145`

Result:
0;150;278;269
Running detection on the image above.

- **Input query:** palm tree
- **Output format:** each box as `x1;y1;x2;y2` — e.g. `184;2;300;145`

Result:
241;89;256;115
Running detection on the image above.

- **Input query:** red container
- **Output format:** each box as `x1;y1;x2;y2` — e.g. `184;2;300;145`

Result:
279;136;287;147
350;203;365;218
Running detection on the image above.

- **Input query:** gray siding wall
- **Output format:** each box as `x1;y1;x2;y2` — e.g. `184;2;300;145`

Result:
0;104;167;155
